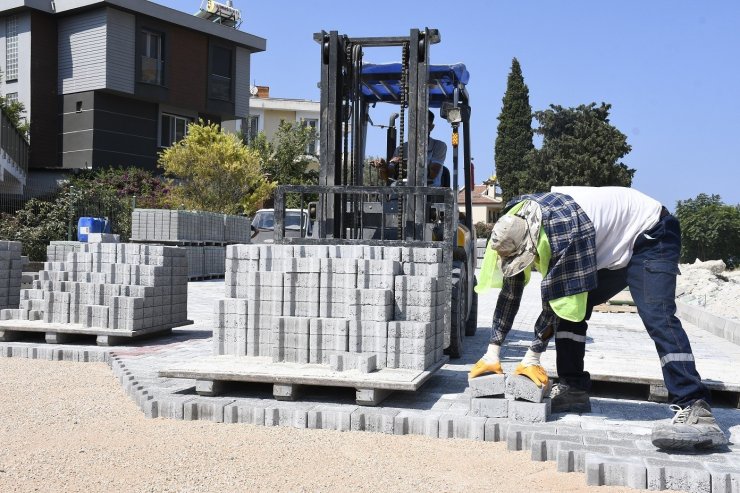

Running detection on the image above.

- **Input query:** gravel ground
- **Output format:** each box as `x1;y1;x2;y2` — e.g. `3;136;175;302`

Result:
0;358;637;493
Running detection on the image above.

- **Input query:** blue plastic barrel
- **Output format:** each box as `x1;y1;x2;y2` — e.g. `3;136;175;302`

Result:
77;217;110;242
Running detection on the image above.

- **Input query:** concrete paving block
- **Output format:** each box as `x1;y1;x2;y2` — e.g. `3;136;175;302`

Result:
585;454;647;489
703;463;740;493
357;259;400;276
530;432;583;462
157;396;197;420
509;398;551;423
224;403;268;426
470;397;509;418
484;418;509;442
504;374;550;404
556;443;613;473
264;406;308;429
645;458;711;493
436;415;485;440
307;405;357;431
393;412;440;438
468;374;506;397
387;321;432;339
350;408;399;434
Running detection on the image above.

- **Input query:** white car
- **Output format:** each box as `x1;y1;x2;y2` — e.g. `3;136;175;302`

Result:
250;208;313;243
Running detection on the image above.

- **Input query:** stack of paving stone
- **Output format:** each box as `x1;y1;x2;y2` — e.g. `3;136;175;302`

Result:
0;243;188;333
131;209;250;280
46;241;81;262
131;209;249;243
0;241;23;309
476;237;487;268
214;244;449;373
468;373;552;423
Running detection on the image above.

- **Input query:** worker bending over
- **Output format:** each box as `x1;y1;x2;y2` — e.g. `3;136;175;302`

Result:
472;186;727;451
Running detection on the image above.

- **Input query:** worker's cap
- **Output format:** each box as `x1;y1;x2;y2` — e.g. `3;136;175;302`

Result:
490;200;542;277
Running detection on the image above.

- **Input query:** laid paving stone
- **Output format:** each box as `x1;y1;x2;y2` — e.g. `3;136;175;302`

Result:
350;408;399;434
508;399;551;423
556;443;613;473
183;398;235;422
703;462;740;493
393;411;440;438
484;418;509;442
307;405;357;431
645;457;711;493
585;453;647;489
470;396;508;418
438;415;486;440
530;432;583;462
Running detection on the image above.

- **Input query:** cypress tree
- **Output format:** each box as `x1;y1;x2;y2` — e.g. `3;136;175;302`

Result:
494;58;534;202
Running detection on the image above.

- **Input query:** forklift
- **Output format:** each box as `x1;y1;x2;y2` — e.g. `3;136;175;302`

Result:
274;28;477;357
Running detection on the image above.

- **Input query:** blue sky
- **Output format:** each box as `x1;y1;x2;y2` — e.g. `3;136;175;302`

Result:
156;1;739;209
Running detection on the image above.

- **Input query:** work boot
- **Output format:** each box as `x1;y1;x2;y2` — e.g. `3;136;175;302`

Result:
651;400;729;451
549;383;591;413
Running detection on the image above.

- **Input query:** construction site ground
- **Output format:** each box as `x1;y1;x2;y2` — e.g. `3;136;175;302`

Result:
1;272;738;492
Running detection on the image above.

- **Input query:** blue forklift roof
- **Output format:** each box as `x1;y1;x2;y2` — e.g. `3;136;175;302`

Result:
360;63;469;107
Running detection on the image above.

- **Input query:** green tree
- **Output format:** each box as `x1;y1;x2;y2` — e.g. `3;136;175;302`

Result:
158;121;275;215
521;103;634;193
494;58;534;202
0;168;168;260
675;193;740;266
0;70;30;138
248;121;318;185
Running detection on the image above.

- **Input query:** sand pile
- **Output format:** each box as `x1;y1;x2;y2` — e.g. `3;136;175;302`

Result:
677;259;740;320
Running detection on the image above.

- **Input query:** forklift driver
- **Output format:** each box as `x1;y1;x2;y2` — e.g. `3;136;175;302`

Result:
371;110;447;186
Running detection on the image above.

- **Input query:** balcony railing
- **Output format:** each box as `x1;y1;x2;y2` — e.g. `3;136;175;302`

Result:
0;107;29;176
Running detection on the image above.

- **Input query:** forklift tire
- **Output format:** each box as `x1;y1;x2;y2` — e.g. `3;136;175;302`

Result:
465;275;478;336
445;262;465;358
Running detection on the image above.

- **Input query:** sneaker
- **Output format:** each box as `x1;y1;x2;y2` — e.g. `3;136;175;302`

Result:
549;383;591;413
651;400;729;451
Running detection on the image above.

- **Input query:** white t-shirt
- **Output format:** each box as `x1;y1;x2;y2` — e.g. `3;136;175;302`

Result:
393;137;447;186
551;186;663;270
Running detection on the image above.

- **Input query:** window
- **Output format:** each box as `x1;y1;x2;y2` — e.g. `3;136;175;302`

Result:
209;45;232;100
245;114;259;143
5;16;19;81
4;92;18;104
160;113;192;147
303;118;318;155
139;30;164;85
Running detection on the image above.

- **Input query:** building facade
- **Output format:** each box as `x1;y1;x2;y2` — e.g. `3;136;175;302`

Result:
0;0;265;180
458;181;504;225
247;85;320;161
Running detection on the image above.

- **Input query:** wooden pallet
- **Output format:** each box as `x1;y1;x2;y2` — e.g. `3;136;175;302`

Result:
0;319;193;346
159;355;449;406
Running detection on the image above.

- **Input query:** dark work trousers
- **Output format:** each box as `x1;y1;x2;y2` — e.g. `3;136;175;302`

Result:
555;212;711;406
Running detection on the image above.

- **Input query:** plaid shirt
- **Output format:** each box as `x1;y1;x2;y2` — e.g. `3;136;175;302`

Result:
490;192;597;352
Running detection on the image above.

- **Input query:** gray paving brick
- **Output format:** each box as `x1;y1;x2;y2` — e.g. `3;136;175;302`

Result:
307;405;356;431
556;443;613;473
438;415;486;440
505;374;550;403
703;462;740;493
508;398;551;423
482;418;509;442
530;432;583;461
393;412;439;438
350;408;399;434
470;397;508;418
645;457;711;493
468;374;506;398
585;453;647;489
